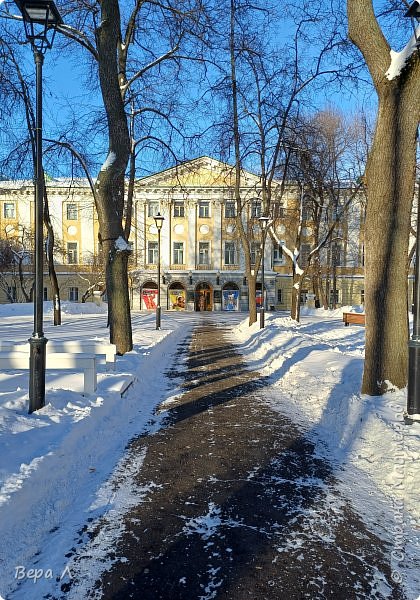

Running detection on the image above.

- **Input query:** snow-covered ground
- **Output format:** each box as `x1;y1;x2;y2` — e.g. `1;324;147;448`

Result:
0;302;418;599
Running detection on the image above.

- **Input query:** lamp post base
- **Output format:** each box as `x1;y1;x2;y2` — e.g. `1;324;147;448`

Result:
28;336;48;413
260;307;265;329
156;306;161;330
404;412;420;424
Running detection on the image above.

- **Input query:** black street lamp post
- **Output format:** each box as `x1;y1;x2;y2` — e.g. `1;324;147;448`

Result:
407;195;420;423
405;1;420;423
154;212;164;330
13;1;63;413
259;216;269;329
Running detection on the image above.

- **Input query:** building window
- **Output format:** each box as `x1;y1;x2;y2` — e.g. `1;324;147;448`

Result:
198;201;210;218
3;202;15;219
173;201;185;218
43;287;48;301
251;200;261;218
148;241;158;264
300;243;310;266
69;287;79;302
198;242;210;265
277;289;283;303
332;242;342;266
301;196;313;221
300;289;308;304
66;203;78;220
224;241;236;265
148;201;159;217
250;242;259;264
330;289;339;304
67;242;78;264
225;202;236;218
173;242;184;265
273;202;285;219
273;243;284;265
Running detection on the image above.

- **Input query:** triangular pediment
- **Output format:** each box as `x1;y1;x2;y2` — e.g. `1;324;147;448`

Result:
137;156;263;188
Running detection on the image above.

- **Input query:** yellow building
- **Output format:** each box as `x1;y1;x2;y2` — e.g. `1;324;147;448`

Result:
0;156;370;311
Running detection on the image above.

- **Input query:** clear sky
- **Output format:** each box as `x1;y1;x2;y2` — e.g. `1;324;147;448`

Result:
1;0;415;180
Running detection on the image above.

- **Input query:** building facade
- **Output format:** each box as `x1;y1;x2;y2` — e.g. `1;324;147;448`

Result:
0;156;372;311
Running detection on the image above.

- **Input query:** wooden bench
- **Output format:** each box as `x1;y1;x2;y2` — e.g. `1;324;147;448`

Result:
0;340;116;370
343;312;365;326
0;351;97;395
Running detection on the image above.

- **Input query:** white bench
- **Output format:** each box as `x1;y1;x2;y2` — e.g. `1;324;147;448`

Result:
0;340;116;370
0;351;97;395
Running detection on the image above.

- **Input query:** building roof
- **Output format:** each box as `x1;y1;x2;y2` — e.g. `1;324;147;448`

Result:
0;157;272;192
136;156;264;189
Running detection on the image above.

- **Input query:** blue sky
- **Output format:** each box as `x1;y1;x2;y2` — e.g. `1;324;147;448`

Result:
2;0;415;179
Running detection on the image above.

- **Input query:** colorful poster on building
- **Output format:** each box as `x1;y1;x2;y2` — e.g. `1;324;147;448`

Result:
256;290;263;307
169;289;186;310
222;289;239;311
142;289;158;309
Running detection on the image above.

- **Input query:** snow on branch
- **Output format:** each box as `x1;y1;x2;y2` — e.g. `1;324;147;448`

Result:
115;236;131;252
269;226;304;276
101;151;117;172
120;43;180;96
386;24;420;80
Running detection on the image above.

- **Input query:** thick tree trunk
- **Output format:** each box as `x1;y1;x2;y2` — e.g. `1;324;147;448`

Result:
319;276;328;310
102;238;132;353
248;274;257;325
291;272;301;322
96;175;133;354
95;0;132;354
347;0;420;394
362;90;416;393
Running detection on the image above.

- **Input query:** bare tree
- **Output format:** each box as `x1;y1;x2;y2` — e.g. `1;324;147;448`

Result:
284;109;367;319
206;0;353;324
49;0;203;353
348;0;420;394
0;33;63;323
0;226;34;302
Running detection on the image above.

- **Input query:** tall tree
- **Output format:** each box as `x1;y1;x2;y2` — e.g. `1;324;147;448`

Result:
0;34;63;324
286;109;367;318
0;227;33;302
54;0;200;353
208;0;352;324
347;1;420;393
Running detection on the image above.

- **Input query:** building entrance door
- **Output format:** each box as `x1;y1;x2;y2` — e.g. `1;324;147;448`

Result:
195;283;212;311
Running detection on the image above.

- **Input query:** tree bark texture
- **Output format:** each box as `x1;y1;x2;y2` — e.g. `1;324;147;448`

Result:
95;0;132;354
291;272;302;322
229;0;257;326
43;184;61;325
247;274;257;325
348;0;420;394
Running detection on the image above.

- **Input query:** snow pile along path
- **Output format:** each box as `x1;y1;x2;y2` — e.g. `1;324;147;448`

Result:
234;311;420;599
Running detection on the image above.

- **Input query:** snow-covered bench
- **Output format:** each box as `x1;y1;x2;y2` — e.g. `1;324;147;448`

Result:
0;340;116;370
0;351;97;395
342;312;365;326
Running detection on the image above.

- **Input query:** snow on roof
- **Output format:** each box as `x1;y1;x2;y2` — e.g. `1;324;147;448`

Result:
0;178;91;190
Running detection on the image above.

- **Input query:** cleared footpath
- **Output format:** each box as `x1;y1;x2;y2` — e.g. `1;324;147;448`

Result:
71;316;404;600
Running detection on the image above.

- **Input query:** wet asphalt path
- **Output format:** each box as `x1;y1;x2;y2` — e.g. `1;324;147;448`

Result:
69;317;404;599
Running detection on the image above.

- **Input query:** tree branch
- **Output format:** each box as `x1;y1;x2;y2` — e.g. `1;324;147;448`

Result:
347;0;391;88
